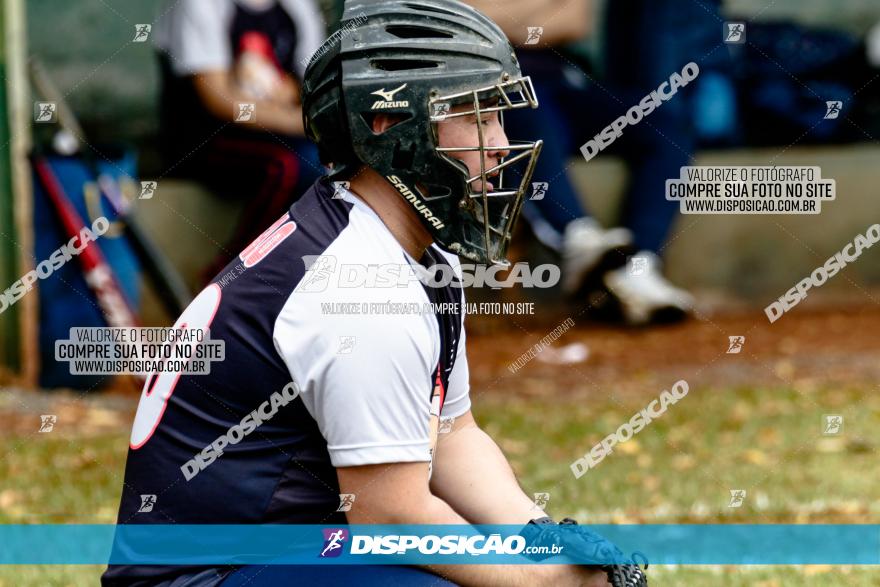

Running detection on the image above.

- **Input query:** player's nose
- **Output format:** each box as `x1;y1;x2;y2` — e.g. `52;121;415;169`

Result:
486;123;510;161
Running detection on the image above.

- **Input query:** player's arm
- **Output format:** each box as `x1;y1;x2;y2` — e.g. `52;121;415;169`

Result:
429;410;544;525
338;462;609;587
192;70;305;135
466;0;592;46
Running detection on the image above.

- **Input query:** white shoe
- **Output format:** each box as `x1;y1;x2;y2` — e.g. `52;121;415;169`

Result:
602;251;694;325
562;218;634;295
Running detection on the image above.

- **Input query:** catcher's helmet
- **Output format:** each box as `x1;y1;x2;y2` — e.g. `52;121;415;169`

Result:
302;0;542;265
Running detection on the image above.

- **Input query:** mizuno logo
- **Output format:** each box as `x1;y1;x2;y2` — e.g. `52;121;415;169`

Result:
371;84;410;109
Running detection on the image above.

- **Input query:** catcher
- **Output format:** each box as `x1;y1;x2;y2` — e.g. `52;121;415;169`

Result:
103;1;646;585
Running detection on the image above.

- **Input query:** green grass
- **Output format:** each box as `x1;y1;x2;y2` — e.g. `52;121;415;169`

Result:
1;382;879;585
0;433;127;524
473;384;880;524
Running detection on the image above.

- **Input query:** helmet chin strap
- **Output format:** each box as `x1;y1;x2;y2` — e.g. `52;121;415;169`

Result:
348;168;434;262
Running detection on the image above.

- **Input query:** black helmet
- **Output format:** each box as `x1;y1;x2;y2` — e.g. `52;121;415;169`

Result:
302;0;542;265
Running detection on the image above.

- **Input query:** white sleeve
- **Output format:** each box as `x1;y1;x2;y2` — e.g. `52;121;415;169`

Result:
158;0;233;76
274;300;439;468
281;0;326;78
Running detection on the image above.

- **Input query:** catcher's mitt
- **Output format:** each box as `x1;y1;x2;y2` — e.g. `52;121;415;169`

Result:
521;517;648;587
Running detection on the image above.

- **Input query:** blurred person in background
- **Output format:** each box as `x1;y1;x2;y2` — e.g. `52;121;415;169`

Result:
154;0;326;280
467;0;723;325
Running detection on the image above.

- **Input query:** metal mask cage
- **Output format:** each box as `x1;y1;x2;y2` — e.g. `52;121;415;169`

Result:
430;76;543;266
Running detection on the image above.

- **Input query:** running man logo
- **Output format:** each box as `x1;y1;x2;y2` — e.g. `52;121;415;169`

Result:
140;181;157;200
724;22;745;44
332;181;350;199
371;84;409;109
319;528;349;558
824;101;843;120
34;102;57;123
629;256;648;276
726;336;745;354
823;415;843;435
337;336;356;355
138;494;157;513
298;255;337;293
525;27;544;45
235;103;256;122
438;417;456;434
336;494;356;512
533;492;550;509
38;415;57;433
133;24;152;42
432;102;451;121
728;489;747;508
530;182;548;201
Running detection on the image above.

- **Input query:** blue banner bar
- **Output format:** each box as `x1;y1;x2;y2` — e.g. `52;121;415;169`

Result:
1;525;878;565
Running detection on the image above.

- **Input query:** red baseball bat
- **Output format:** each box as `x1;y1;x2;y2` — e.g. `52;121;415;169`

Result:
32;156;140;328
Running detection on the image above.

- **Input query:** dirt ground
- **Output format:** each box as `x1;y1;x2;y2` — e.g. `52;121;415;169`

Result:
465;297;880;400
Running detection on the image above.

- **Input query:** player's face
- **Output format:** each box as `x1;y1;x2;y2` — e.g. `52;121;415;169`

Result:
436;104;510;193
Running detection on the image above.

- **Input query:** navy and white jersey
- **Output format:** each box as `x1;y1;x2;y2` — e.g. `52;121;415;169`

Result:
103;178;469;586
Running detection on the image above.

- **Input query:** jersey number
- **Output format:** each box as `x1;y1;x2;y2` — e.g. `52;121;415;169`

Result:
129;284;222;449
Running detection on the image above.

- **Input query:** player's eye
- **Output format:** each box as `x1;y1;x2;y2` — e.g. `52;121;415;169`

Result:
473;114;493;127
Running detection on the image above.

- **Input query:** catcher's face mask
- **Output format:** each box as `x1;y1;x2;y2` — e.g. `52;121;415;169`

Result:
431;76;542;266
